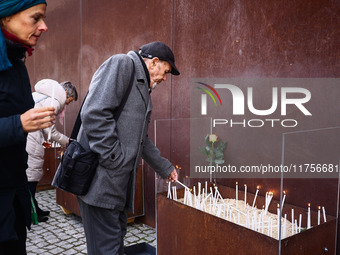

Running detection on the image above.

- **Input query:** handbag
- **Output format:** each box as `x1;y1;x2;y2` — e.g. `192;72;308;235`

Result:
52;63;135;196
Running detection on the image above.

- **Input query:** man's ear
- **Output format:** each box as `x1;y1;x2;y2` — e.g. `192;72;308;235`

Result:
151;57;159;66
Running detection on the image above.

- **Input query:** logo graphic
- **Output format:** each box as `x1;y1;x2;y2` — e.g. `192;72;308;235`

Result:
196;82;222;115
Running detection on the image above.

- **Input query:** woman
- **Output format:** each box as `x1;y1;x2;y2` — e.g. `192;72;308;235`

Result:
26;79;78;222
0;1;54;254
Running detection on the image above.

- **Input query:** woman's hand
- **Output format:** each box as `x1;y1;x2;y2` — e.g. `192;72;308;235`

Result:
20;106;55;133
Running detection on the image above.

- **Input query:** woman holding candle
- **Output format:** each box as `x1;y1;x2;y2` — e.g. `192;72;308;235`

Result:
25;79;77;222
0;1;55;254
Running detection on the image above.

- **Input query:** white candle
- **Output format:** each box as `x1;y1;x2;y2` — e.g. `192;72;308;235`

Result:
183;189;187;204
167;181;172;199
283;214;287;238
188;189;193;206
267;216;270;235
193;186;196;205
198;182;201;202
322;206;327;223
281;190;286;209
244;184;247;208
261;210;264;233
236;182;238;208
318;206;321;225
264;192;273;214
307;203;311;229
277;204;280;239
205;181;208;197
299;214;302;233
176;180;189;190
252;186;259;208
291;208;294;234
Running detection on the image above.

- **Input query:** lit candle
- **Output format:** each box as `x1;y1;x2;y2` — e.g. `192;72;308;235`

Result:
252;186;260;208
205;181;208;197
281;190;286;209
318;206;321;225
322;206;327;223
264;192;273;214
307;203;311;229
188;189;193;206
236;182;238;208
244;184;247;208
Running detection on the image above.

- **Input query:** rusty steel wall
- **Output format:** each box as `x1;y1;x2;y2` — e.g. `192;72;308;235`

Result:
26;0;340;241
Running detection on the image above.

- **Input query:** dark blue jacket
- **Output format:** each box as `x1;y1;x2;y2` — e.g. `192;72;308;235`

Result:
0;39;34;242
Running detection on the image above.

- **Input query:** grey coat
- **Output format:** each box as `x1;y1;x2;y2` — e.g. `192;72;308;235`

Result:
77;51;173;212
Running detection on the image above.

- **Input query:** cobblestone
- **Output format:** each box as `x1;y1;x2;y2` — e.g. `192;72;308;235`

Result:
27;189;156;254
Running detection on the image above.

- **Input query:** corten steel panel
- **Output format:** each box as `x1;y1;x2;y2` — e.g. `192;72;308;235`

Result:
26;0;82;138
169;0;340;231
157;186;336;255
81;0;174;120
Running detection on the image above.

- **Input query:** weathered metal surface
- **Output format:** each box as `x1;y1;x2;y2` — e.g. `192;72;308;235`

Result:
157;185;336;255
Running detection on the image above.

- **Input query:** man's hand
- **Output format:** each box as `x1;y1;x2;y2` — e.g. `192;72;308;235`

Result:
167;167;178;182
20;107;55;133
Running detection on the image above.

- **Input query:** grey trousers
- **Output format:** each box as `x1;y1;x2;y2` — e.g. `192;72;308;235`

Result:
77;198;127;255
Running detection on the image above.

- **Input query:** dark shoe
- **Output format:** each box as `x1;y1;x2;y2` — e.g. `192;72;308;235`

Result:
37;216;48;223
37;208;50;217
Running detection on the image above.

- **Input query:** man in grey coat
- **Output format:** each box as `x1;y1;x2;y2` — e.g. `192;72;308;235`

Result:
77;41;179;255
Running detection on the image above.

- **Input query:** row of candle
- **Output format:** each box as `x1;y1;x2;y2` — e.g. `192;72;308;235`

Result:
168;180;328;239
235;182;327;227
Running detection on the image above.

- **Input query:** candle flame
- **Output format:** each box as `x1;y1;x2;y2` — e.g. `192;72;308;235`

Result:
277;204;280;208
257;185;260;189
318;206;321;210
236;181;238;185
283;190;286;194
308;203;311;207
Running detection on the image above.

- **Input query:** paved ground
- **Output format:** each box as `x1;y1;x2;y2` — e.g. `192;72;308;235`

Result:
27;189;156;254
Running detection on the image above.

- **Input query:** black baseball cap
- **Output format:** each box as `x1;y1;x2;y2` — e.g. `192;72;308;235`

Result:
139;41;180;75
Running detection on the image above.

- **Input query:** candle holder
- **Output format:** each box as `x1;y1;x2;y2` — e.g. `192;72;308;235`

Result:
157;184;336;255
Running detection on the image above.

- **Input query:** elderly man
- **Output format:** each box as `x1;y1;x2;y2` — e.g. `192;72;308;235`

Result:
77;41;179;255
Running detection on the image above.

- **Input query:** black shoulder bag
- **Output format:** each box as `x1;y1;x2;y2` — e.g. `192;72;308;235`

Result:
52;64;135;196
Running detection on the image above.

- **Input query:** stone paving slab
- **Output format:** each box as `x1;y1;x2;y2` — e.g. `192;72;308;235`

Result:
27;189;156;255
